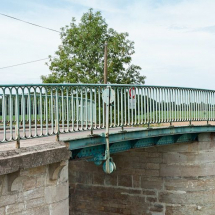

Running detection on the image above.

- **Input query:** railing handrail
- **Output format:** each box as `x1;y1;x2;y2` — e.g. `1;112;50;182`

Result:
0;83;214;92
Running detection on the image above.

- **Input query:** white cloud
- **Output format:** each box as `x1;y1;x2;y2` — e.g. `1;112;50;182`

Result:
1;0;215;90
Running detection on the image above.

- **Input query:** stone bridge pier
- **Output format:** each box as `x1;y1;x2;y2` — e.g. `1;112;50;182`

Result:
69;132;215;215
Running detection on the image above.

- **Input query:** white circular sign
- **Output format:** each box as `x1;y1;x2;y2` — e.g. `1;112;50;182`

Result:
102;89;115;104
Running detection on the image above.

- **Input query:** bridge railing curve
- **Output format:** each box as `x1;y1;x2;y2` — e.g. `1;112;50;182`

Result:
0;84;214;143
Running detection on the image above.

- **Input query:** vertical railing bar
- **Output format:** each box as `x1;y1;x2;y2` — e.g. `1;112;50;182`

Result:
90;88;93;131
117;88;120;126
146;88;149;124
161;88;163;123
39;88;43;136
44;88;48;135
124;88;127;125
131;88;134;125
55;88;59;140
22;88;26;138
94;88;97;129
61;88;65;132
152;88;155;123
98;87;101;128
9;89;13;140
121;88;124;126
80;88;83;130
85;88;88;130
141;88;143;124
71;89;74;131
50;89;54;134
66;88;69;132
175;89;177;121
2;89;6;142
134;88;137;125
76;88;79;131
33;88;37;137
127;88;130;126
137;88;140;124
114;88;116;127
15;88;20;148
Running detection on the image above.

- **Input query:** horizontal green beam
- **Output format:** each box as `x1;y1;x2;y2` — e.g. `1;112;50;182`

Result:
65;125;215;152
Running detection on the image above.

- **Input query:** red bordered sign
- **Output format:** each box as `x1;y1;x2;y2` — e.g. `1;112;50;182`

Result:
129;87;136;99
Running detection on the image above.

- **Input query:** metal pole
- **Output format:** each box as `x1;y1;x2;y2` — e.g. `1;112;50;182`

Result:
104;41;108;84
104;41;108;126
105;87;110;174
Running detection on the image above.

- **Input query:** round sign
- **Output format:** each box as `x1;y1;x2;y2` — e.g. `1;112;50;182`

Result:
129;87;136;99
102;88;115;104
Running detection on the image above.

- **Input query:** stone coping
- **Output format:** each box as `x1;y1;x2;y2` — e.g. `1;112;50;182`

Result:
0;142;71;176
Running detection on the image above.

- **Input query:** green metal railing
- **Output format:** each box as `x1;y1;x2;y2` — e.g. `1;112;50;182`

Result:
0;84;214;144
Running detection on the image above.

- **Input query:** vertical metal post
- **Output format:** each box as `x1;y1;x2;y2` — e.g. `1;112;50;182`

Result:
55;88;59;141
105;86;110;174
15;89;20;148
104;42;108;127
104;42;108;84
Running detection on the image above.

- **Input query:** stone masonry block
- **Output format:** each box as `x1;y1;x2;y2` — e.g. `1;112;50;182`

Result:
164;177;215;192
92;173;104;185
22;177;37;191
23;187;44;201
22;205;50;215
50;198;69;215
198;133;212;142
20;166;46;177
25;197;45;210
159;189;215;205
160;163;215;177
118;175;132;187
0;207;5;215
141;177;163;189
166;204;215;215
145;170;159;177
45;181;68;204
0;194;16;208
5;203;25;214
147;163;160;170
104;174;117;186
163;151;215;165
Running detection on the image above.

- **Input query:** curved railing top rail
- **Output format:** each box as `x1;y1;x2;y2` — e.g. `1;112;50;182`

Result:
0;84;214;92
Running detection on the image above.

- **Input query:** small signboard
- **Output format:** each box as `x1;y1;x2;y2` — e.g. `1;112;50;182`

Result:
102;88;115;104
129;87;136;99
129;99;136;109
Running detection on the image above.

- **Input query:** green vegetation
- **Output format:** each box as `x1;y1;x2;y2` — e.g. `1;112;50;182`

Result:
41;9;145;84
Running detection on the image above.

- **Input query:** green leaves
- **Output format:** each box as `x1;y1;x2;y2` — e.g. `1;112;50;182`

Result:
42;9;146;84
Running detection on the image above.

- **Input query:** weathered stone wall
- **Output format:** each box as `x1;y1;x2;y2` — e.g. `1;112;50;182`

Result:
0;142;70;215
69;133;215;215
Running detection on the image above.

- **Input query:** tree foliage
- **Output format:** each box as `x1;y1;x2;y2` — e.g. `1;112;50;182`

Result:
41;9;146;84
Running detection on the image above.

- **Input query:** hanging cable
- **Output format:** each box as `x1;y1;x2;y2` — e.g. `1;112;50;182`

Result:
0;13;60;33
0;58;49;70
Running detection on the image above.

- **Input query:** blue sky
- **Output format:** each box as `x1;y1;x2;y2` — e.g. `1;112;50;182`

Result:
0;0;215;89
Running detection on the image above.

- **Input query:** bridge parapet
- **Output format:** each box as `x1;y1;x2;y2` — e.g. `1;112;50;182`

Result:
0;84;215;146
0;142;70;215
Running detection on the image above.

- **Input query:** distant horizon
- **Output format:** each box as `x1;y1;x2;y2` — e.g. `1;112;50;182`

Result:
0;0;215;90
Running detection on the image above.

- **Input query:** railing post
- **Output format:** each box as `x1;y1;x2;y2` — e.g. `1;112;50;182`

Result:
55;88;59;141
102;86;116;174
105;86;110;174
15;88;20;148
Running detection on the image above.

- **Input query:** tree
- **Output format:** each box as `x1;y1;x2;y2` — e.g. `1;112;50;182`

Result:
41;9;146;84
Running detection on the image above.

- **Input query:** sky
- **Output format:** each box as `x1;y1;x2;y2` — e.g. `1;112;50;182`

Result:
0;0;215;89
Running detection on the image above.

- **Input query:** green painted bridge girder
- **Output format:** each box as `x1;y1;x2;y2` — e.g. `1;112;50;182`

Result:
64;125;215;160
